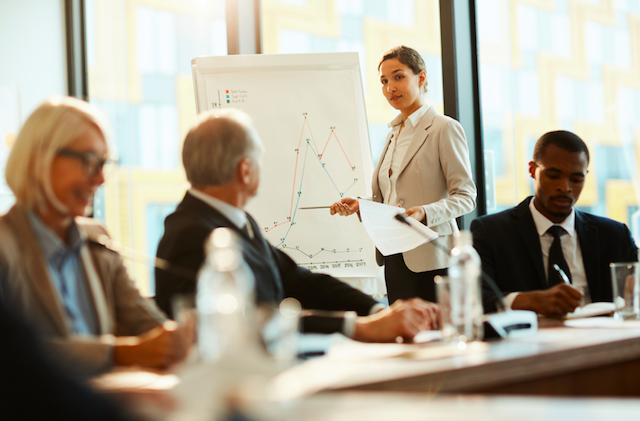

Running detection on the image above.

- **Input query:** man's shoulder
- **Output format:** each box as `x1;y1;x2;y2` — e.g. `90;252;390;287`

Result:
476;207;517;222
472;202;524;227
165;194;226;229
157;196;228;253
576;209;630;231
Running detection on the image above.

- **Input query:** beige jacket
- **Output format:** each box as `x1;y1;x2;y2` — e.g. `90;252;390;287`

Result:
0;205;166;374
372;105;477;272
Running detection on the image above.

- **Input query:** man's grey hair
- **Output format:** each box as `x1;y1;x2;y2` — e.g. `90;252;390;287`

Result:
182;108;263;186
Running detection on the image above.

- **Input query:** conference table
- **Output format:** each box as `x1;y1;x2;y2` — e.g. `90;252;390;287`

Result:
94;318;640;419
273;318;640;398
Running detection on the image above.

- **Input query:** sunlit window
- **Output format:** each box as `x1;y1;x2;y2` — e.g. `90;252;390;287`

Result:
477;0;640;242
85;0;227;295
261;0;443;165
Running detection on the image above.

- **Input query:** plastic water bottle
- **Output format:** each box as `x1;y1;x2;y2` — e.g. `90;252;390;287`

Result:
448;230;484;343
196;227;255;361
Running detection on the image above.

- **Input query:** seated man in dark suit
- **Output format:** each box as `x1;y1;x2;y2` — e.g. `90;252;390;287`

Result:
471;130;638;317
155;109;438;342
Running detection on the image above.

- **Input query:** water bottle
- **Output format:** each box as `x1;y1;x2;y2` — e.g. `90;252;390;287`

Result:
448;230;484;343
196;227;256;361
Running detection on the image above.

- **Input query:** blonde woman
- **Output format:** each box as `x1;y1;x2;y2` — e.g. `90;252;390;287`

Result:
0;97;188;375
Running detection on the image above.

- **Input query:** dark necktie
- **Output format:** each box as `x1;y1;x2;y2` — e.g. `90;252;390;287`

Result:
240;221;253;240
547;225;572;286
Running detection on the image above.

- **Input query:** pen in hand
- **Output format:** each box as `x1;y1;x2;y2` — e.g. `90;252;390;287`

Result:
553;264;584;307
553;264;571;285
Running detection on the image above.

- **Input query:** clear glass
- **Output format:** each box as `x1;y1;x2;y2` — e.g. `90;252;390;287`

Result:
260;298;301;369
610;262;640;320
197;229;256;362
476;0;640;247
85;0;228;296
435;275;456;342
447;231;484;342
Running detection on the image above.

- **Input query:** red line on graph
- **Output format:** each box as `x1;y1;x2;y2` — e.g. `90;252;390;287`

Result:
263;116;357;233
320;131;332;158
289;119;306;218
264;221;290;232
321;130;355;171
305;117;320;153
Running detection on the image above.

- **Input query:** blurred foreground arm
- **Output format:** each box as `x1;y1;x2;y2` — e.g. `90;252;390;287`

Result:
113;320;193;369
353;298;439;342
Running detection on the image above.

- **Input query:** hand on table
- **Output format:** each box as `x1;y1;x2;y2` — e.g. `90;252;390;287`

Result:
330;197;359;216
512;284;583;318
353;298;440;343
113;320;193;369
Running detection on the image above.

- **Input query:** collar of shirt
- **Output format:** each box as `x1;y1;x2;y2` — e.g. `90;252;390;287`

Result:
28;212;85;267
528;197;575;238
387;103;431;129
188;188;247;230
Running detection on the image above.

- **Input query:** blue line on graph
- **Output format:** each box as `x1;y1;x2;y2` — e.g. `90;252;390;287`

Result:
276;142;310;246
308;142;341;196
276;140;357;248
343;179;358;196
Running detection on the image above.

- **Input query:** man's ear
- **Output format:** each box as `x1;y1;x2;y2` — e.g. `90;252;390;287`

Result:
238;157;252;185
528;161;537;180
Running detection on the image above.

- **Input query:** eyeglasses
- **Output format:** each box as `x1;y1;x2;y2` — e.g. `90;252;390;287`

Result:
57;148;118;177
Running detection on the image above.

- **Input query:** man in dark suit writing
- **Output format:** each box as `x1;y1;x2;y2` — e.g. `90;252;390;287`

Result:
471;130;638;317
155;108;438;342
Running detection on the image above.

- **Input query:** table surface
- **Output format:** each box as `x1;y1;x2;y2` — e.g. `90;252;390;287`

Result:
273;322;640;396
290;392;640;421
94;323;640;418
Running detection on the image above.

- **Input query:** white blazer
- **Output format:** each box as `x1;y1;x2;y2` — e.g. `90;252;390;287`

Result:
372;105;477;272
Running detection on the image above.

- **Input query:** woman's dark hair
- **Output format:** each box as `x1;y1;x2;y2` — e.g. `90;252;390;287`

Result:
378;45;428;94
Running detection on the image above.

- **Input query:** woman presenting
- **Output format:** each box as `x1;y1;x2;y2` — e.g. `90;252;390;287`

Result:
331;46;476;304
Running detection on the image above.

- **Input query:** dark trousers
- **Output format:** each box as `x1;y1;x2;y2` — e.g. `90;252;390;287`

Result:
384;253;447;304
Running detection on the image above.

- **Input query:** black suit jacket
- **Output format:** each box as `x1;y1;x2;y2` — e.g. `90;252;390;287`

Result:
155;193;378;331
470;197;638;313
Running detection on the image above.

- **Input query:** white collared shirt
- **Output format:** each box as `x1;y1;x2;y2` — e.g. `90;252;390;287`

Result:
188;188;248;231
378;103;431;207
505;199;590;308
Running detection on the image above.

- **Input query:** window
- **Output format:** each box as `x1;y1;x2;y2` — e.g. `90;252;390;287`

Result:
477;0;640;242
0;0;67;214
85;0;228;295
261;0;443;164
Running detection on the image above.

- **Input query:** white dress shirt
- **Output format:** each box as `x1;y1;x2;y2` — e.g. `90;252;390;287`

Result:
505;199;590;308
188;188;249;231
378;103;431;208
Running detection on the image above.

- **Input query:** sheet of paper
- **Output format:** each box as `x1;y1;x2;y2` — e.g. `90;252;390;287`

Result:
564;317;640;328
358;199;438;256
565;301;618;319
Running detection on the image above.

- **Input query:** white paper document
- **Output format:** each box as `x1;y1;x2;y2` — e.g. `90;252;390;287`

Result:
358;200;438;256
565;302;617;320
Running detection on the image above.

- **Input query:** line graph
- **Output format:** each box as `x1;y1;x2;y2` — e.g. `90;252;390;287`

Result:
252;113;368;269
202;57;377;277
260;115;359;246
